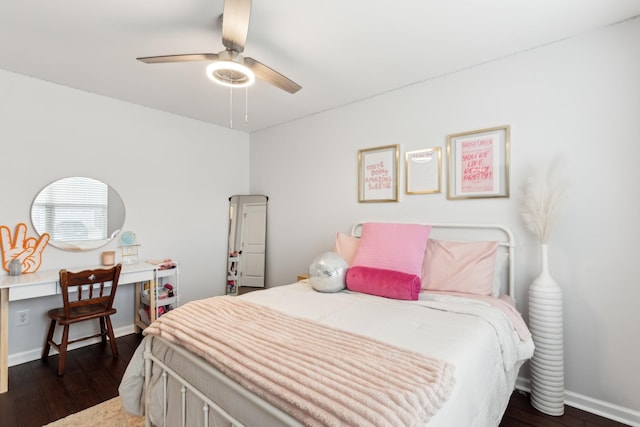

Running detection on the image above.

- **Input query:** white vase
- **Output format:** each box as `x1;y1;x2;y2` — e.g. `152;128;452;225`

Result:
528;243;565;416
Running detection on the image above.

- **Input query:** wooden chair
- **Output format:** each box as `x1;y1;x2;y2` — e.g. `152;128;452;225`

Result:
42;264;122;375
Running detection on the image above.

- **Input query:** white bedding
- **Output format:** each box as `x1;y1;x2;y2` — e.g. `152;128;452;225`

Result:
238;281;534;426
121;280;533;426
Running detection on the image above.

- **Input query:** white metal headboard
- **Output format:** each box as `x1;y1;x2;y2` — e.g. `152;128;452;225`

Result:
350;222;516;299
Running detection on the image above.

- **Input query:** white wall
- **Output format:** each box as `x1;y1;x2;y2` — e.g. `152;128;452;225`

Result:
1;70;249;359
250;18;640;421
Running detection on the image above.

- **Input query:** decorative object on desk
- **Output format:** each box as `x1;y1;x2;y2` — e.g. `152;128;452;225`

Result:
521;159;566;416
120;245;139;264
309;252;349;293
101;250;116;266
120;231;137;246
146;258;177;270
0;222;50;274
8;258;22;276
119;231;139;264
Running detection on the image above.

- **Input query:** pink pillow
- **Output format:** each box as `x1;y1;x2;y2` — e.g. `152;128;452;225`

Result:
333;232;360;266
351;223;431;276
421;239;498;296
346;267;421;300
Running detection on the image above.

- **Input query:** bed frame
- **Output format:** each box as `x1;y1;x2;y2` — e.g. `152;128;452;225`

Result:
143;337;300;427
142;223;517;427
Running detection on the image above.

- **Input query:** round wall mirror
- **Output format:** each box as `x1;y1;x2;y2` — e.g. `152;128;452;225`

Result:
30;177;126;251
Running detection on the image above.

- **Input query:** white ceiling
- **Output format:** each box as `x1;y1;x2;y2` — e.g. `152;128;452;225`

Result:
2;1;639;133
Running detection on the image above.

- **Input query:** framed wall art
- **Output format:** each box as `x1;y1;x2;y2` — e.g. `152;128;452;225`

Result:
446;125;510;200
358;144;399;202
405;147;442;194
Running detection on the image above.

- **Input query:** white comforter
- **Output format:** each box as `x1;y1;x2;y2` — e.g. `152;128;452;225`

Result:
238;282;534;427
120;281;533;426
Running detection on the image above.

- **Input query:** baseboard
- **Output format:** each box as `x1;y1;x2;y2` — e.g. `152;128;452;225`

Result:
8;324;138;367
516;377;640;427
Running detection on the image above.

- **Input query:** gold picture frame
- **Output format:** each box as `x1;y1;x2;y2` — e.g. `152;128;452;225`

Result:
405;147;442;194
446;125;510;200
358;144;399;203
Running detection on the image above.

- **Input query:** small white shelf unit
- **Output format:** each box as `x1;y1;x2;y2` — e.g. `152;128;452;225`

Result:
134;265;179;331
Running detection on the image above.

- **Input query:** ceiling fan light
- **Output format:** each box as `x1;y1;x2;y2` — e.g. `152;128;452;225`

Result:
207;61;255;88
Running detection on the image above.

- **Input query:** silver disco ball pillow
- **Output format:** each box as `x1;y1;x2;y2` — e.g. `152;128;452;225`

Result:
309;252;349;293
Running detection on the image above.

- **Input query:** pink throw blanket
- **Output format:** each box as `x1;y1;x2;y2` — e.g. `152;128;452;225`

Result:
144;297;455;426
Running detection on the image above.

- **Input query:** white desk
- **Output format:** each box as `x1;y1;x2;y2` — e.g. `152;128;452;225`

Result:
0;263;158;393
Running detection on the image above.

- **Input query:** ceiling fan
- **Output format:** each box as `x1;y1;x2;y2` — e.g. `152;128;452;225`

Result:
137;0;301;94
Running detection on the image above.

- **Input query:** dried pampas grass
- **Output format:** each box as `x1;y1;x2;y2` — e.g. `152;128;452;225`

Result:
521;159;565;243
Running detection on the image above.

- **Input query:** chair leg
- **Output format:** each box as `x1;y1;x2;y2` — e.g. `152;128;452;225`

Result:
99;317;107;344
105;316;119;358
41;319;57;360
57;325;70;376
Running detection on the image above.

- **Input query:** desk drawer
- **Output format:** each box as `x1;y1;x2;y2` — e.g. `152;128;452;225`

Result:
119;270;154;284
10;283;58;301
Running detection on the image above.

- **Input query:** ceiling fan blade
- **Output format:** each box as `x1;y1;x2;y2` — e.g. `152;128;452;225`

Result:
222;0;251;53
245;57;301;94
137;53;219;64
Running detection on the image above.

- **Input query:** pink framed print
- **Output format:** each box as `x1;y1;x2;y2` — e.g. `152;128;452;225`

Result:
358;144;399;203
446;125;510;200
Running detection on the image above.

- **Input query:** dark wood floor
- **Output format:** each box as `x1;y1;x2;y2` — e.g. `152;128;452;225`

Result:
500;391;629;427
0;333;630;427
0;333;143;427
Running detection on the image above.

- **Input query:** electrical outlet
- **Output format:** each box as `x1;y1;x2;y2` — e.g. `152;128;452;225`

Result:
16;310;30;326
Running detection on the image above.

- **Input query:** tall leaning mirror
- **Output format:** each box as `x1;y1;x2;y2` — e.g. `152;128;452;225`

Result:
31;177;125;251
227;195;267;295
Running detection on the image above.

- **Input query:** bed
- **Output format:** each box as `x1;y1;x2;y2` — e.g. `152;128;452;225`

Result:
119;223;534;426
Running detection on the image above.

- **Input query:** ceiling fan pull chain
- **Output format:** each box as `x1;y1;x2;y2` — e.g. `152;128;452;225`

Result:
229;86;233;128
245;87;249;124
